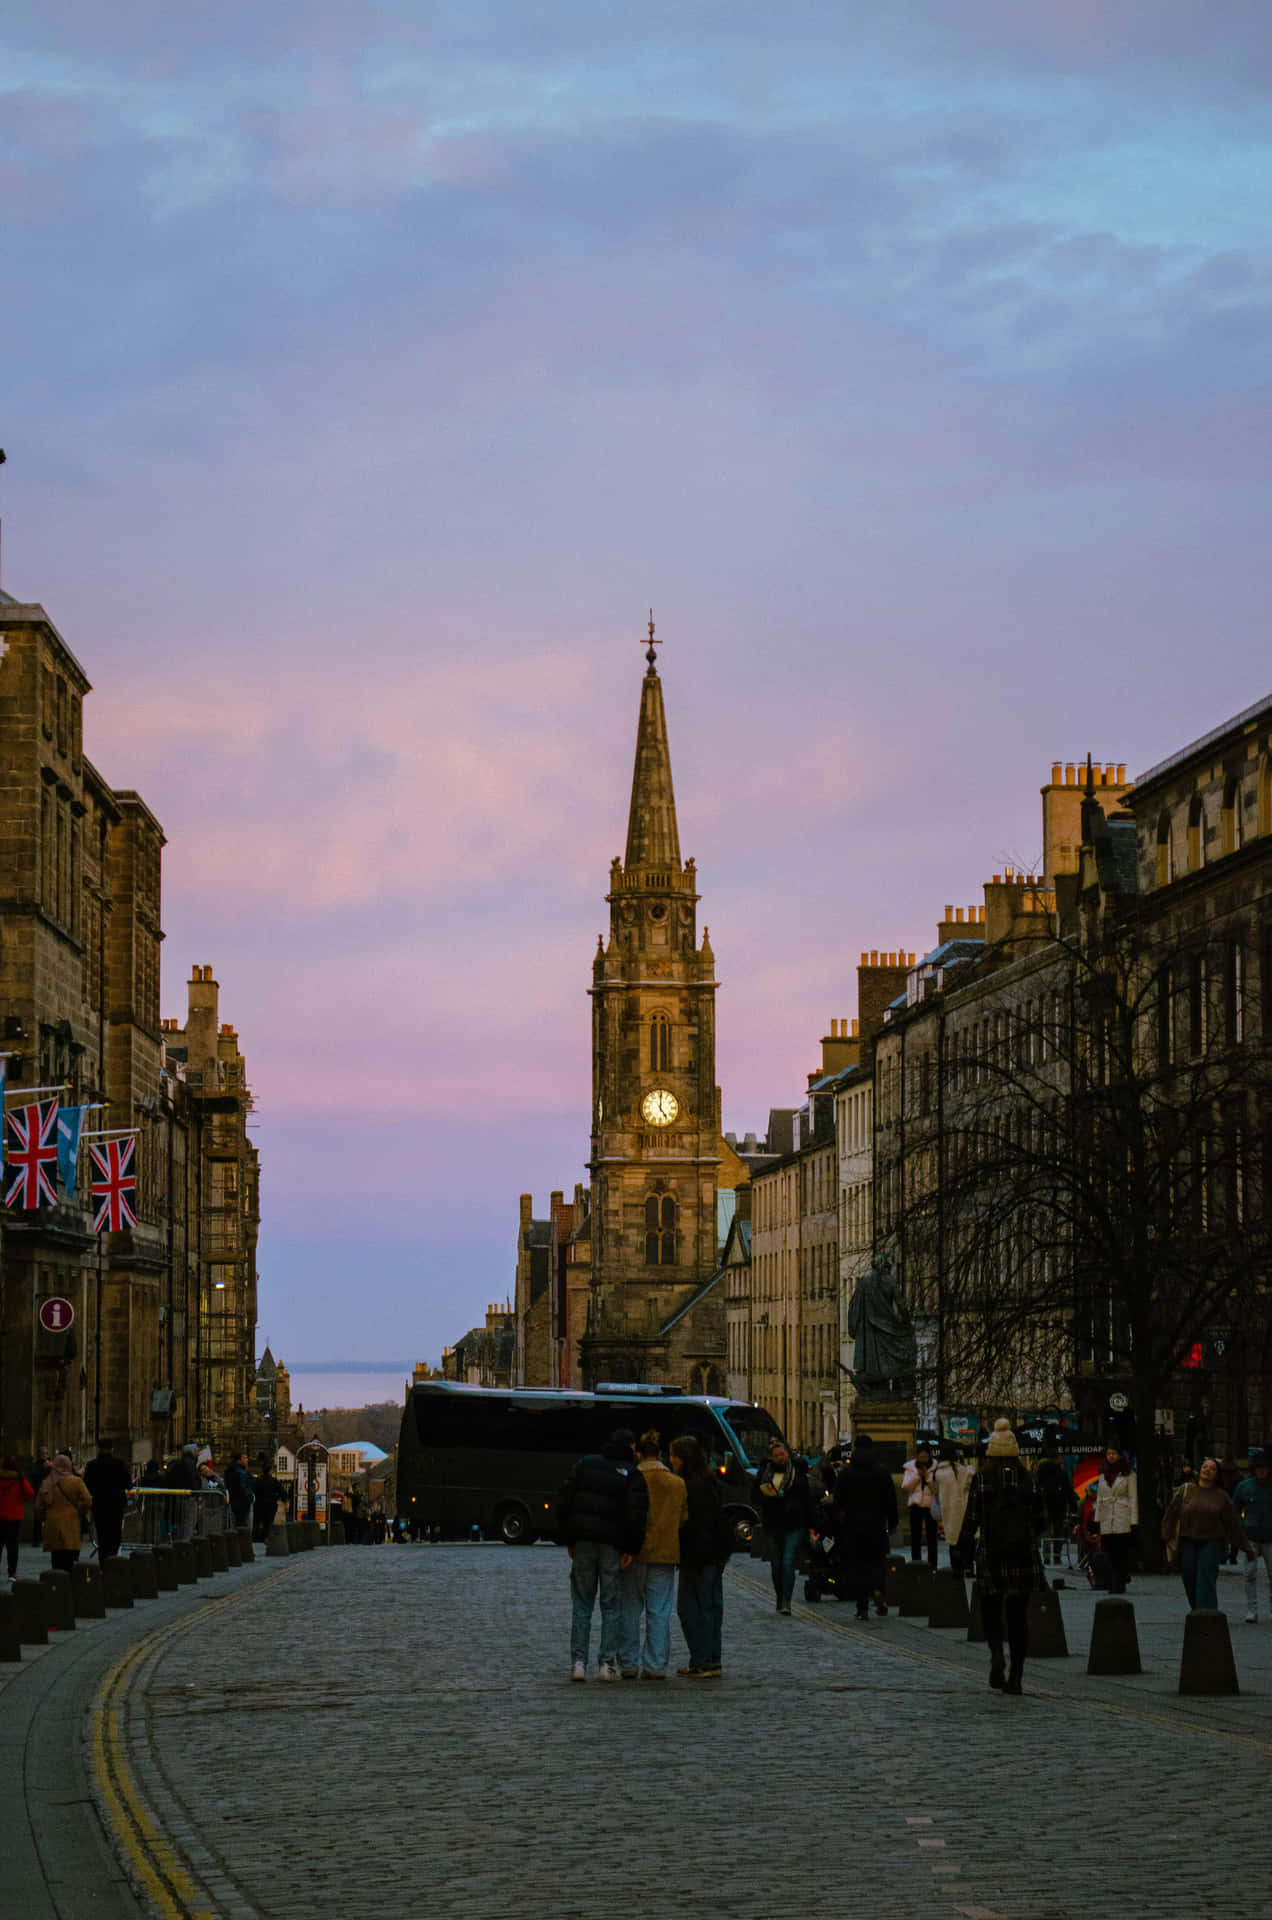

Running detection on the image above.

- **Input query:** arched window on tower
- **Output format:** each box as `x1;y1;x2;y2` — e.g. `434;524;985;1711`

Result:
1187;792;1204;872
649;1012;671;1072
644;1191;677;1265
1156;811;1174;888
1221;775;1243;856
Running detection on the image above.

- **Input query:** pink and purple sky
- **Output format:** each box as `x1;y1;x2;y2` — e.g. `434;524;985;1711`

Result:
3;3;1270;1371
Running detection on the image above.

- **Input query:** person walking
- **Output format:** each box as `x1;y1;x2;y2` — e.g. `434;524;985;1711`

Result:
618;1431;687;1681
752;1441;812;1615
831;1434;897;1618
902;1444;939;1570
35;1453;93;1574
28;1452;52;1546
960;1419;1046;1695
224;1451;255;1535
0;1456;34;1585
558;1428;650;1681
933;1445;974;1574
252;1457;285;1541
1092;1446;1138;1595
166;1443;203;1541
1162;1456;1254;1611
83;1437;131;1563
1234;1451;1272;1623
1035;1451;1076;1564
673;1434;730;1675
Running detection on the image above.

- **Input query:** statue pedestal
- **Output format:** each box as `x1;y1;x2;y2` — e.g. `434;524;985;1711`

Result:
850;1397;918;1456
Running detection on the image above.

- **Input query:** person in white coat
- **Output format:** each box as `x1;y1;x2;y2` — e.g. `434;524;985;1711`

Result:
933;1445;974;1573
1092;1445;1138;1593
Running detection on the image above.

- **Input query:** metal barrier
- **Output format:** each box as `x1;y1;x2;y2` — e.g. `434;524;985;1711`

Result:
124;1488;233;1545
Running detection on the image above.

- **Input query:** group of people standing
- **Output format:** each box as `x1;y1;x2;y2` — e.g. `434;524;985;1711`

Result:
558;1427;733;1679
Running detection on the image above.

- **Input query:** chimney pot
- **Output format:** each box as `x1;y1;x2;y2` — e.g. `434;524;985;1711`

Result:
1116;764;1126;783
944;904;953;918
1050;762;1062;784
1065;764;1076;786
851;1018;858;1036
954;907;964;922
870;950;878;966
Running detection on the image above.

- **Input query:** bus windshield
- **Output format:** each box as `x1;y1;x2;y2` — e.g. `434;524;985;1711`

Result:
720;1403;785;1465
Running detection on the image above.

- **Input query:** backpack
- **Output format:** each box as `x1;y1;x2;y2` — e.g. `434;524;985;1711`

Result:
980;1470;1036;1558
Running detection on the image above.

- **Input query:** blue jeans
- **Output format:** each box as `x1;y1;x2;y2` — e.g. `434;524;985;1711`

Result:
1179;1537;1223;1611
569;1541;622;1666
618;1562;677;1675
770;1530;803;1607
678;1564;724;1668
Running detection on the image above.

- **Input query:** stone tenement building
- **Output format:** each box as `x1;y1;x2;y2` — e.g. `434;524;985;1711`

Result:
0;587;261;1466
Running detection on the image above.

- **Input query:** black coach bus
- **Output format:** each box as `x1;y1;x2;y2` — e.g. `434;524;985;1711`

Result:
396;1381;786;1546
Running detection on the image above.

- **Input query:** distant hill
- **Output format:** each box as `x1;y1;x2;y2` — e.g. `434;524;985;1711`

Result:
304;1403;401;1454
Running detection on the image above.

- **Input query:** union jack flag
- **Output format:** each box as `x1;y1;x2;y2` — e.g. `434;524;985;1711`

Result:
5;1100;60;1209
91;1136;137;1233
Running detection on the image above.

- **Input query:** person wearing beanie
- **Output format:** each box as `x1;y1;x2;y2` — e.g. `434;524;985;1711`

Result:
959;1419;1046;1695
831;1435;898;1618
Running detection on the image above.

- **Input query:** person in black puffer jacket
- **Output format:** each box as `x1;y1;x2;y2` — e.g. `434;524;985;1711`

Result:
831;1435;898;1619
558;1430;650;1681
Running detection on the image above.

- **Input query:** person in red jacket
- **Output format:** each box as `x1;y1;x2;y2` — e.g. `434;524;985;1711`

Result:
0;1455;35;1583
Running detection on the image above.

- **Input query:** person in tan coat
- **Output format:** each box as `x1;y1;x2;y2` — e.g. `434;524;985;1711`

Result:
617;1431;687;1680
35;1453;93;1573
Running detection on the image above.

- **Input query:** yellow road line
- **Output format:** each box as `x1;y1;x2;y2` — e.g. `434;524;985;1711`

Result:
90;1562;304;1917
727;1566;1272;1756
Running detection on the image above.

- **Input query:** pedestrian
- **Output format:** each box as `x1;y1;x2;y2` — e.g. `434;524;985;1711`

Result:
166;1442;203;1541
28;1451;52;1545
1162;1456;1254;1611
0;1455;34;1584
1092;1445;1138;1595
618;1431;687;1681
1034;1451;1076;1561
672;1433;730;1676
34;1453;93;1574
960;1418;1046;1696
252;1457;285;1541
83;1437;131;1563
831;1434;897;1618
752;1440;813;1615
902;1444;939;1570
1234;1451;1272;1623
224;1451;255;1535
558;1427;650;1681
933;1445;974;1574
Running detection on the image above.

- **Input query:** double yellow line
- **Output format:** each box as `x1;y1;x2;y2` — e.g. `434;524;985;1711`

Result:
90;1566;299;1917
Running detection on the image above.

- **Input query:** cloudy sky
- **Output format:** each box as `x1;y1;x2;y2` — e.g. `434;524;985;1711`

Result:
3;3;1270;1367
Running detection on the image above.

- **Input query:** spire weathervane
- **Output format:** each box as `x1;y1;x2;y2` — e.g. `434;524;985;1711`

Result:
645;608;660;669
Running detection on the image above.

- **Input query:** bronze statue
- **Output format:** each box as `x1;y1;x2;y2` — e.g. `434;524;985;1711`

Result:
847;1265;916;1394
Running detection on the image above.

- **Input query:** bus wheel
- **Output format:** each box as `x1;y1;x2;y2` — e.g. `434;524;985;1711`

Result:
728;1509;755;1551
495;1504;538;1547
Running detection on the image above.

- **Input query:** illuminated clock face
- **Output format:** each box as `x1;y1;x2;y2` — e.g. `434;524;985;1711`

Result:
641;1088;679;1127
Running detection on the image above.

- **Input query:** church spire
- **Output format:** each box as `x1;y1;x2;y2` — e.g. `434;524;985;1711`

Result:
623;613;682;872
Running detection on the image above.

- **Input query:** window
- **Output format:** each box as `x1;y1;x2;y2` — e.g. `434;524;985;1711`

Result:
1156;966;1173;1073
644;1192;677;1265
1259;758;1272;838
1221;776;1243;856
648;1013;671;1072
1187;954;1205;1058
1155;812;1174;888
1187;793;1204;873
1224;941;1244;1048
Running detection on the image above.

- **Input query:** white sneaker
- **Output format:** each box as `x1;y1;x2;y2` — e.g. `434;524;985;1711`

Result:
570;1660;586;1681
597;1661;620;1681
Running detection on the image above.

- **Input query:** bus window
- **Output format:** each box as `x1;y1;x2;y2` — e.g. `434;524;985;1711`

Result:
720;1404;784;1465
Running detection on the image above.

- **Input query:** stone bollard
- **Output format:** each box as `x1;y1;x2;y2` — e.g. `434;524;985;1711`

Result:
1179;1608;1239;1695
169;1540;197;1586
129;1552;159;1601
152;1544;179;1592
329;1520;346;1545
102;1557;135;1609
72;1561;106;1618
1087;1596;1142;1675
237;1527;254;1564
39;1569;77;1631
885;1552;906;1599
303;1520;320;1551
928;1568;970;1629
0;1591;21;1662
1027;1586;1068;1657
208;1533;230;1573
192;1537;214;1579
286;1522;304;1554
225;1530;242;1568
10;1578;49;1645
967;1584;985;1643
268;1523;292;1558
898;1562;934;1618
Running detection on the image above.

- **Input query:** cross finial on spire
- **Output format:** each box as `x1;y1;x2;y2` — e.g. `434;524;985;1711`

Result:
645;608;660;669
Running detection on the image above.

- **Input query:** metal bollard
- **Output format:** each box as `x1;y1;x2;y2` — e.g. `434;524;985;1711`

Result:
208;1534;230;1573
169;1540;197;1585
225;1530;242;1568
237;1527;254;1563
129;1551;159;1600
1087;1596;1141;1675
102;1557;135;1609
152;1544;179;1591
928;1568;970;1629
286;1522;304;1553
10;1578;49;1645
72;1561;106;1618
1178;1608;1239;1695
267;1523;292;1558
1027;1586;1068;1657
897;1561;934;1618
191;1537;214;1579
39;1569;77;1631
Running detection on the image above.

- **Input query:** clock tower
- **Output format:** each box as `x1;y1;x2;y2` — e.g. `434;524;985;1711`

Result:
580;621;726;1390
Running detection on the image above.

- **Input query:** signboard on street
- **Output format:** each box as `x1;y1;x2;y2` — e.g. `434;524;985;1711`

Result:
38;1296;75;1333
942;1413;978;1444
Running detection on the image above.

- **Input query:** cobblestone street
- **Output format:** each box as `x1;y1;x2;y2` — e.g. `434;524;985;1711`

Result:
48;1544;1267;1920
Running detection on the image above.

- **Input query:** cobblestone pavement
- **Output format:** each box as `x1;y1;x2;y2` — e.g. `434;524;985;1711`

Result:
104;1546;1270;1920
